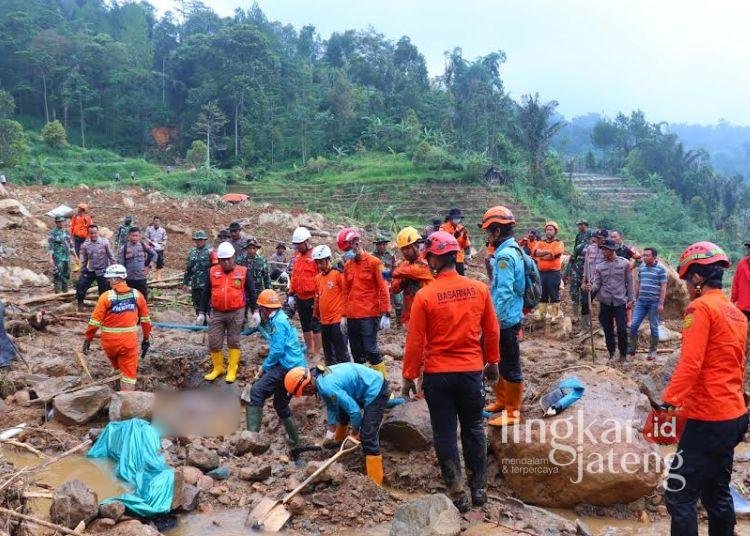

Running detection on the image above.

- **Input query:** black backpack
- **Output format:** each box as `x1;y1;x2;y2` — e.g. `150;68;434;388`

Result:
509;245;542;309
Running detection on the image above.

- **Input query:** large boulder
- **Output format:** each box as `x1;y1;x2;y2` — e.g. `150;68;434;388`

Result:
390;494;461;536
109;391;155;421
257;210;294;229
0;198;31;217
640;350;680;404
0;266;50;290
32;375;81;401
33;356;77;377
662;262;689;320
490;369;661;508
49;479;98;528
235;430;270;456
53;385;113;425
381;399;433;451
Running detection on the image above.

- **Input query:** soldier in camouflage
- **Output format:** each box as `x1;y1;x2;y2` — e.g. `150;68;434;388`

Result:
563;219;593;316
182;230;214;325
372;234;403;323
47;215;76;293
114;215;133;249
237;238;271;303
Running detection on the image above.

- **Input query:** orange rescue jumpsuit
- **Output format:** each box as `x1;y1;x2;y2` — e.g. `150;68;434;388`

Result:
85;281;151;387
391;258;433;327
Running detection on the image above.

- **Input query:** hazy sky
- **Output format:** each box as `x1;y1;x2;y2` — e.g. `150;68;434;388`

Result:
151;0;750;126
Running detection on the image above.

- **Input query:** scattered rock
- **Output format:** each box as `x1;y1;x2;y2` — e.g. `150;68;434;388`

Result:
197;475;214;491
235;430;270;456
107;519;161;536
0;198;31;217
311;492;335;507
178;484;200;512
304;461;345;485
258;210;294;229
381;399;433;451
380;343;404;360
87;518;117;532
178;466;204;486
640;350;679;404
99;501;126;521
108;391;154;421
186;444;219;472
287;495;305;515
89;427;104;441
49;479;98;529
53;385;113;425
33;356;76;377
206;466;230;480
13;389;30;405
32;375;81;401
239;464;272;482
390;494;461;536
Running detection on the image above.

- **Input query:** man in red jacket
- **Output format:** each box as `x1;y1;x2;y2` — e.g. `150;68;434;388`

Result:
731;239;750;356
663;241;748;536
288;227;322;358
402;231;500;513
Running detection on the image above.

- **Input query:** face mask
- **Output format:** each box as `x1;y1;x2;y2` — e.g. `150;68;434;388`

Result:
342;250;355;262
452;217;462;225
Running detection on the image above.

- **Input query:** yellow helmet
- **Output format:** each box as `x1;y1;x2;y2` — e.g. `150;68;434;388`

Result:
396;226;421;248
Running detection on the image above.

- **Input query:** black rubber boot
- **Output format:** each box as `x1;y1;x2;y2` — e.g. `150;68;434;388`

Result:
245;405;263;432
471;488;487;507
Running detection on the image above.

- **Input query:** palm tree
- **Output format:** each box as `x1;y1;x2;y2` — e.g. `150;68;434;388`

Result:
515;93;565;185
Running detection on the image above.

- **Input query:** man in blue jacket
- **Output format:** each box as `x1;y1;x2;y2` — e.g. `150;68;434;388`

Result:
285;363;389;486
242;289;307;446
479;205;526;427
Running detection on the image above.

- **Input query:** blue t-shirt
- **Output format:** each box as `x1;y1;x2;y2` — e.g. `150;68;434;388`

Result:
637;262;667;301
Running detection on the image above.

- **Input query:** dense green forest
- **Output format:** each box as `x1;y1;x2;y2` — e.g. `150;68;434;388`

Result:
0;0;747;259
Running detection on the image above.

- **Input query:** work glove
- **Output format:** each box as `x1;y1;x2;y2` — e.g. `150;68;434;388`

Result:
401;379;418;399
249;311;261;329
340;317;347;335
379;315;391;331
82;340;91;355
140;339;150;358
483;363;500;385
286;295;296;309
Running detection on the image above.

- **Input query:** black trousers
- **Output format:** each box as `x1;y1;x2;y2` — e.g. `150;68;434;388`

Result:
581;290;591;315
338;383;389;455
247;365;292;419
598;302;628;357
455;262;465;276
347;317;382;366
499;324;522;382
422;371;486;493
540;270;561;303
321;322;351;365
76;270;109;304
154;250;165;269
126;278;148;300
665;414;749;536
73;236;86;256
297;298;321;333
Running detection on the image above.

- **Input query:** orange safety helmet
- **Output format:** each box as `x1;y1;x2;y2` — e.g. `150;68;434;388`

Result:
424;231;460;255
257;289;283;309
479;205;516;229
284;366;311;397
337;227;355;251
677;241;731;279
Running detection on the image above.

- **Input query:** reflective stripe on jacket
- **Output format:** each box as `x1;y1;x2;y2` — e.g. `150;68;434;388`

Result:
85;282;151;341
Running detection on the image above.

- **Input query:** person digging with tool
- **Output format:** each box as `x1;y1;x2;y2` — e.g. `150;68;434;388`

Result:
311;245;350;365
288;226;322;358
83;264;151;391
243;289;307;447
402;230;500;512
663;241;748;536
285;363;388;485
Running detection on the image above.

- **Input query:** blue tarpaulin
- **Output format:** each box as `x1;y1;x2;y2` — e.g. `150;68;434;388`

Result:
87;418;174;517
540;376;585;415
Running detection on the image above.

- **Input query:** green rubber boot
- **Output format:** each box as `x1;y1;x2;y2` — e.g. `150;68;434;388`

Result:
245;405;263;433
282;417;300;447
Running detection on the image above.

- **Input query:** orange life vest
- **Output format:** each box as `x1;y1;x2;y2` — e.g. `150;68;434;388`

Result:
209;264;248;312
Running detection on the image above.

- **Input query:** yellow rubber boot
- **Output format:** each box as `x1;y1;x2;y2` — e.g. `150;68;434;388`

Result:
485;379;506;412
365;455;383;486
225;348;241;383
371;361;387;380
532;303;546;321
488;381;523;427
204;351;225;381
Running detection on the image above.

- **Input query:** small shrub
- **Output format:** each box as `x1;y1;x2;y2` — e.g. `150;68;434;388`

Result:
186;140;207;168
305;156;329;173
41;120;68;148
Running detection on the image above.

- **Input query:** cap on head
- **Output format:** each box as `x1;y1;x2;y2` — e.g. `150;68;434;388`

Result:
396;226;421;249
276;243;287;250
448;207;463;218
124;216;132;224
677;241;731;279
600;239;618;251
103;264;128;279
425;231;460;255
192;230;208;240
54;215;65;222
312;244;332;260
229;222;241;232
216;242;235;259
291;226;311;244
479;205;516;229
218;229;231;239
245;238;261;249
257;289;283;309
576;219;589;226
374;234;390;244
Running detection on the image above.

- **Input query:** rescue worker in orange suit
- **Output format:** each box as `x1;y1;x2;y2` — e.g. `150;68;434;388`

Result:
312;244;350;365
70;203;93;256
83;264;151;391
532;222;565;323
663;242;749;536
391;226;433;330
287;226;322;358
204;242;258;383
402;230;500;513
342;230;391;378
440;208;471;276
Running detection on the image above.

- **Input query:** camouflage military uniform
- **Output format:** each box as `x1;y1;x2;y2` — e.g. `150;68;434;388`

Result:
114;224;131;249
564;229;593;309
183;245;213;314
237;253;271;301
48;227;74;293
372;249;402;321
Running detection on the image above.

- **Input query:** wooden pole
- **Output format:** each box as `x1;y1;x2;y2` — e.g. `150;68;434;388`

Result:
0;507;84;535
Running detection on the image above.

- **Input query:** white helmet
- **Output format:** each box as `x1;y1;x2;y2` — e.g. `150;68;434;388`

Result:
291;226;311;244
104;264;128;279
216;242;236;259
312;244;332;260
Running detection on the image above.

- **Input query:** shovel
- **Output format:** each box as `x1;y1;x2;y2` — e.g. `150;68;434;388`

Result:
246;436;361;532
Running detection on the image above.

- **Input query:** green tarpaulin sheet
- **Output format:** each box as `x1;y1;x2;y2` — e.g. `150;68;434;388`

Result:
87;418;174;517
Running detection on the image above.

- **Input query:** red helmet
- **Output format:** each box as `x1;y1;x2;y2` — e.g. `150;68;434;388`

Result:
479;205;516;229
677;241;730;279
424;231;460;256
337;227;354;251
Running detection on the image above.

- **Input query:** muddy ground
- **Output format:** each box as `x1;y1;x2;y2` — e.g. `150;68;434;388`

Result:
1;185;749;535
